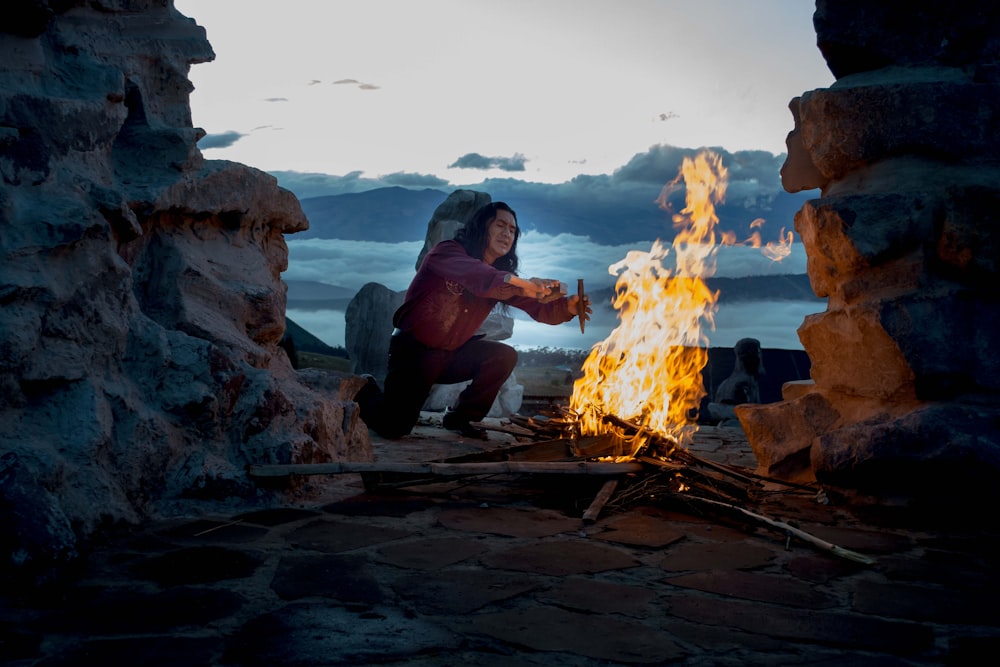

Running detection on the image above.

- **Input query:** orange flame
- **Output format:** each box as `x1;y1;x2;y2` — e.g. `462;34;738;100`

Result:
569;150;727;453
762;228;794;261
716;217;795;262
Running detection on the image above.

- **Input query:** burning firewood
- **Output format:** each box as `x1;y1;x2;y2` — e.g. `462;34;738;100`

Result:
247;394;874;565
564;414;876;565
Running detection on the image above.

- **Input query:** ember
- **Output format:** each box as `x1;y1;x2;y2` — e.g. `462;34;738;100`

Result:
569;150;727;454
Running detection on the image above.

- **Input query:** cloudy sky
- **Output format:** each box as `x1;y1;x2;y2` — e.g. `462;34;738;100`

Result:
175;0;833;186
173;0;834;351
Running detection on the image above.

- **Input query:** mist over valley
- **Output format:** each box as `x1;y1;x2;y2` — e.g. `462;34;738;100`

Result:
277;145;824;352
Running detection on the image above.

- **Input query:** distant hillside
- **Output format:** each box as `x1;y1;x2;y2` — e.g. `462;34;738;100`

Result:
285;280;356;311
706;274;821;302
588;274;821;306
485;185;810;246
283;317;342;356
296;187;446;241
294;185;813;246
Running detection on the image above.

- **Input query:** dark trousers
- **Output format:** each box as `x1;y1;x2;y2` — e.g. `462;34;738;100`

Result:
358;331;518;438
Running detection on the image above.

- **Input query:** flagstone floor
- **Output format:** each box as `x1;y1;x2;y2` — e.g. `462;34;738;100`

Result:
4;420;999;665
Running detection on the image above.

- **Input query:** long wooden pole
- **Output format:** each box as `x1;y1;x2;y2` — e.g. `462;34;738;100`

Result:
248;460;643;479
682;495;876;565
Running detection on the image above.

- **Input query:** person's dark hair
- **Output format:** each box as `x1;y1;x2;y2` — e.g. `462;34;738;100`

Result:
456;201;520;273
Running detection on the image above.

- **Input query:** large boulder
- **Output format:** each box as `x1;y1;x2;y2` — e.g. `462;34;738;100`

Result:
0;0;371;584
345;282;405;380
414;189;492;270
748;0;1000;501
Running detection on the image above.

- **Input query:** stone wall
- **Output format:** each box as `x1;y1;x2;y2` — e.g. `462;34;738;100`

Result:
0;0;371;582
740;0;1000;502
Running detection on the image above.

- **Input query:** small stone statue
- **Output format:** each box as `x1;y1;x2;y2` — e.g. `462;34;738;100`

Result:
708;337;764;426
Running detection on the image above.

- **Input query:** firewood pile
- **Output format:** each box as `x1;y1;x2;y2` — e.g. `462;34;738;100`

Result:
249;404;875;565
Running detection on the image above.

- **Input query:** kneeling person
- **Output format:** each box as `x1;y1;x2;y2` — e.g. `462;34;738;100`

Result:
355;201;590;439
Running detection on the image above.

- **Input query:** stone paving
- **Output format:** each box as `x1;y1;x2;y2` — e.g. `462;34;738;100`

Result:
3;420;999;665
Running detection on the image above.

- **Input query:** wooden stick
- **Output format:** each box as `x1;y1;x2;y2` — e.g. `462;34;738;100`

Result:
577;278;586;333
635;456;686;473
681;495;876;566
248;460;644;479
469;420;534;436
669;448;757;485
582;479;619;524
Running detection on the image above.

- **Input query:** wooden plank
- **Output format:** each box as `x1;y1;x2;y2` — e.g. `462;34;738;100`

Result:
470;420;534;436
248;460;644;479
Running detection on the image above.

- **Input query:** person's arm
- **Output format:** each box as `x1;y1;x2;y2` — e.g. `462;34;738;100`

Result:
505;289;592;326
424;241;554;300
503;274;560;300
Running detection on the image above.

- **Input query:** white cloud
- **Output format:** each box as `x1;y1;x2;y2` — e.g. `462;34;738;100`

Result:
176;0;833;184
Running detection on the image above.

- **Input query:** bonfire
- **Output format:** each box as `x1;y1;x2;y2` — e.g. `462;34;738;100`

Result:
250;149;869;563
570;150;726;456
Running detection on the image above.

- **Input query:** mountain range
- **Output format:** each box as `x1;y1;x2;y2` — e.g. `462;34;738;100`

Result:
286;181;823;306
294;183;814;246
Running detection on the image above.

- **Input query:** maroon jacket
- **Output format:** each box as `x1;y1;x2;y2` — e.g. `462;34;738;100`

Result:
392;240;574;350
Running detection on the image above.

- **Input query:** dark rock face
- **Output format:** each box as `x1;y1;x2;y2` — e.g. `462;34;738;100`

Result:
813;1;1000;78
0;0;371;583
345;282;404;380
743;0;1000;500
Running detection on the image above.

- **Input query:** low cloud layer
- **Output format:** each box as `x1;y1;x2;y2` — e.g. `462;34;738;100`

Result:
287;296;816;353
285;232;807;296
283;232;813;351
508;299;815;352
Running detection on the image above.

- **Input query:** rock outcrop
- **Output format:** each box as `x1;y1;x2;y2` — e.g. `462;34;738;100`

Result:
0;0;370;583
706;338;764;427
345;282;405;380
741;0;1000;501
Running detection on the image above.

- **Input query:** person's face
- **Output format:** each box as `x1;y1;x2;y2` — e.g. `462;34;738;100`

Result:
483;210;517;264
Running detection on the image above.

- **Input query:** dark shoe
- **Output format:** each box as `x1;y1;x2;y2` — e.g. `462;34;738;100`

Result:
442;412;489;440
353;374;379;399
353;375;381;420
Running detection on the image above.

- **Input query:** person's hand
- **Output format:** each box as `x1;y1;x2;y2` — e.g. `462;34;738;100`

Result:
505;274;547;298
568;293;592;321
529;278;566;303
